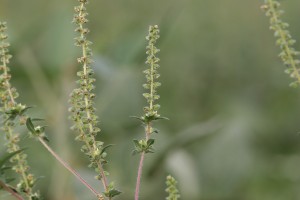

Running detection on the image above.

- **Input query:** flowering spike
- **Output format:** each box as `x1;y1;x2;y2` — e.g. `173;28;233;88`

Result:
68;1;119;198
262;0;300;87
0;21;40;200
165;175;180;200
142;25;162;121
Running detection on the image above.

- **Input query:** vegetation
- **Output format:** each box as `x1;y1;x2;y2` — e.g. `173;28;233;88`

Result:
1;0;300;199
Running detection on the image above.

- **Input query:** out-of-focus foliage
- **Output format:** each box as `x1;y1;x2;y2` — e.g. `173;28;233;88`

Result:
1;0;300;200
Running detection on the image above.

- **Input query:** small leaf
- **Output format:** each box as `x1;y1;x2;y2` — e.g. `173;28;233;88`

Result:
26;118;36;134
105;189;121;198
133;140;140;148
155;116;169;121
129;116;145;122
0;149;25;168
147;139;155;147
100;144;114;156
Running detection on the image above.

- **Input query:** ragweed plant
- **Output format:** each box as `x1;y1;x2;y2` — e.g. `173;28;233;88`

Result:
0;22;39;200
1;20;99;200
165;175;180;200
69;0;120;199
261;0;300;87
132;25;168;200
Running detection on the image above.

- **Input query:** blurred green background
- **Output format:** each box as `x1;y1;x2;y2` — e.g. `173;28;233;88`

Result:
1;0;300;199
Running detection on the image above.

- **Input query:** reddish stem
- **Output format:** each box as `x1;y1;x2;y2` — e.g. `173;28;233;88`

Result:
38;137;102;199
134;123;151;200
135;152;145;200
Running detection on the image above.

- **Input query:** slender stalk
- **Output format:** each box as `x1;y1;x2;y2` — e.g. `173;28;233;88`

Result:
134;123;151;200
134;25;162;200
38;137;103;199
0;180;24;200
135;152;145;200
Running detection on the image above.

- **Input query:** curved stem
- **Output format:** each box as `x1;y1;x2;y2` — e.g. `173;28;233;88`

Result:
38;137;103;199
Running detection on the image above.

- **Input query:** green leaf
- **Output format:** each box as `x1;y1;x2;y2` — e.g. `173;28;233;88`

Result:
133;140;140;148
0;149;25;168
105;189;121;198
130;116;145;122
147;139;155;147
26;118;36;134
100;144;114;156
155;116;169;121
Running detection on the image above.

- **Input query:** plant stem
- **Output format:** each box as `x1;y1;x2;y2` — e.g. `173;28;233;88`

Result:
0;180;24;200
134;123;151;200
135;152;145;200
38;137;103;199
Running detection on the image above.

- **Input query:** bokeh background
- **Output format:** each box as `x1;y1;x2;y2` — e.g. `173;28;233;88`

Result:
1;0;300;199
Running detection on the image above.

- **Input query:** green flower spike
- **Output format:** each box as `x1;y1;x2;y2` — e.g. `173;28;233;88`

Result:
68;1;120;199
0;21;40;200
165;175;180;200
262;0;300;87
